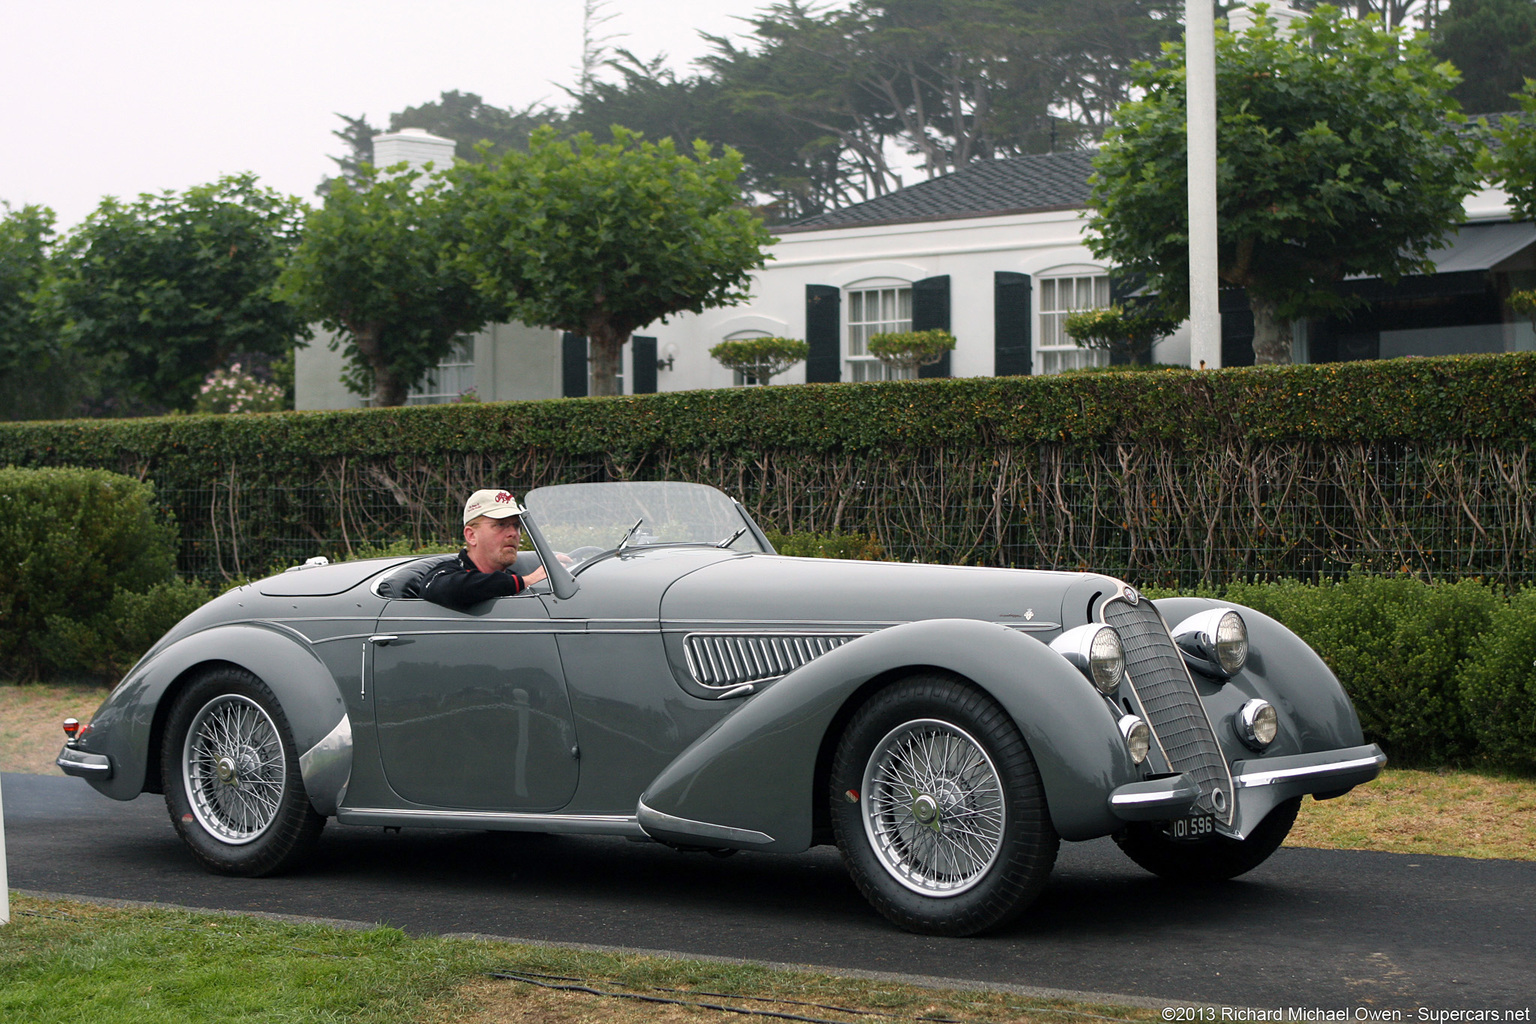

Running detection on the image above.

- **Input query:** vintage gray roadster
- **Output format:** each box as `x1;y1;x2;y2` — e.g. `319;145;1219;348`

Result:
58;481;1385;935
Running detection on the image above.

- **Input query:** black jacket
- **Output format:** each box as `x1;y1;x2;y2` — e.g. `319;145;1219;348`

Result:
420;549;528;610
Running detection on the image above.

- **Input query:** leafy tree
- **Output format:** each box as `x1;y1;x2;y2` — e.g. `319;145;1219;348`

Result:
1086;5;1478;363
455;126;774;397
390;90;562;162
278;164;508;407
317;113;378;197
52;175;311;412
1484;79;1536;220
0;202;82;419
1431;0;1536;114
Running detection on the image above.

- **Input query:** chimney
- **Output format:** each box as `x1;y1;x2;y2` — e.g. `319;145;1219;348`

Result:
371;127;457;176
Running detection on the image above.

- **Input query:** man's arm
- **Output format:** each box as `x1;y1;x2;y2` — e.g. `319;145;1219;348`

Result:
420;560;528;611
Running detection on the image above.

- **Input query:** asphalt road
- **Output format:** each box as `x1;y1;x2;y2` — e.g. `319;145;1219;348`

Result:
4;771;1532;1011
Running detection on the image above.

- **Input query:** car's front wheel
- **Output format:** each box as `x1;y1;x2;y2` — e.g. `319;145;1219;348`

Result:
830;674;1059;936
162;667;325;876
1113;796;1301;882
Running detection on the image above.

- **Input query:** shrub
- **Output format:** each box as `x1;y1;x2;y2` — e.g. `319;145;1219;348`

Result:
0;466;183;679
1456;587;1536;773
40;578;214;679
866;329;956;372
767;531;886;560
708;337;809;383
193;362;287;414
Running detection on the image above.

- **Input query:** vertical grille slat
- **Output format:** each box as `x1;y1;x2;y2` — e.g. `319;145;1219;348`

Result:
1102;597;1235;824
683;633;861;690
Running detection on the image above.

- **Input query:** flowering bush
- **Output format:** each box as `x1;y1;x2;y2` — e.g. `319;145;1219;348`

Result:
194;362;286;414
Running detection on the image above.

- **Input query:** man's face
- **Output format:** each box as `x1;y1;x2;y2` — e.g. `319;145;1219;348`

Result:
464;514;522;571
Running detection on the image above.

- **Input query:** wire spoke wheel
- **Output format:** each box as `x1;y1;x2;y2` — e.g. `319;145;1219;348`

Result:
831;674;1058;936
862;719;1006;897
163;667;325;876
183;694;287;843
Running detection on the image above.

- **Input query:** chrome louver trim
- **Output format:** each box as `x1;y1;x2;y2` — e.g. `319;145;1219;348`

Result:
684;632;862;689
1100;594;1236;825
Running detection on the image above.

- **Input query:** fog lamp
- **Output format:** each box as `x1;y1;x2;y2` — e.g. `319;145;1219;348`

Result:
1118;714;1151;764
1235;699;1279;750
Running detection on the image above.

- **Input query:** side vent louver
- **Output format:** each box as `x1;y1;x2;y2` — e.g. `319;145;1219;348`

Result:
684;634;860;689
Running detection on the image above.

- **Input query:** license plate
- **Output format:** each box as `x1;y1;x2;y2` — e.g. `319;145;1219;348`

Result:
1164;813;1215;841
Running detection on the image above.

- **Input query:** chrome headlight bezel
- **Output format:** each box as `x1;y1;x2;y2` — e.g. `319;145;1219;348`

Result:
1234;698;1279;750
1173;608;1248;679
1050;623;1125;695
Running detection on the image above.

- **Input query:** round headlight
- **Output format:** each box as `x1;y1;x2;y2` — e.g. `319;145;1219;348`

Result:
1088;626;1125;694
1050;624;1125;695
1173;608;1248;679
1118;714;1151;764
1235;699;1278;750
1214;611;1248;675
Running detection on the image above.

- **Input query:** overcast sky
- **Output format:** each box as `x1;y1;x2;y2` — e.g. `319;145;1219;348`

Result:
1;1;786;229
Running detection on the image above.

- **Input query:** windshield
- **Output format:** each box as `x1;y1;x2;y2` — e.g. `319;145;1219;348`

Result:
524;482;768;557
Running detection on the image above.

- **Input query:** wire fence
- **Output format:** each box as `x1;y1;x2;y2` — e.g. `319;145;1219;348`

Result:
157;438;1535;589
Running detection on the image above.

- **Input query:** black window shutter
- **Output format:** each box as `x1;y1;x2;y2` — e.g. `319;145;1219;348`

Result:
994;272;1032;377
561;333;588;397
631;335;658;394
912;275;951;378
805;285;841;383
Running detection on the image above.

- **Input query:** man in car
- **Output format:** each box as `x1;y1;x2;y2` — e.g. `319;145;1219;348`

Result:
421;488;548;610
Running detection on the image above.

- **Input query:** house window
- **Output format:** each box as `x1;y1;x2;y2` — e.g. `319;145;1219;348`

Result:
408;336;477;404
847;285;913;381
1036;274;1110;375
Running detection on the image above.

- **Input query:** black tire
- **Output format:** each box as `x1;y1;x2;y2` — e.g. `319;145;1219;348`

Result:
830;674;1059;936
162;667;325;876
1114;796;1301;882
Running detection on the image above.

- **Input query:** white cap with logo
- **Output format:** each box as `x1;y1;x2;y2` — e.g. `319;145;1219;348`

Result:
462;488;527;525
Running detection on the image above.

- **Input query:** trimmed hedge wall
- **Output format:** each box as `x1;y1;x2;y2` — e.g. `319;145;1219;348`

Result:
1;354;1533;584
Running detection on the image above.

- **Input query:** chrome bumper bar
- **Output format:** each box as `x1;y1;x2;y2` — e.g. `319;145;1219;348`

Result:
56;745;113;778
1108;743;1387;824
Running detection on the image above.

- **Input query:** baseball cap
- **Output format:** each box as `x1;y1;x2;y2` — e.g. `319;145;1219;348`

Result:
463;488;527;525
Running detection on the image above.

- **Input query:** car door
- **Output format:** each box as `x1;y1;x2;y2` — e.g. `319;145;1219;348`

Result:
370;590;579;812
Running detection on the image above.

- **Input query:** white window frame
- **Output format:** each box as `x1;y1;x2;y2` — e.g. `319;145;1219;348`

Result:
846;279;913;382
408;335;477;404
1035;269;1111;375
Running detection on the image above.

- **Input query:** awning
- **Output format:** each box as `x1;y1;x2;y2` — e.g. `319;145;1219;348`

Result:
1424;221;1536;273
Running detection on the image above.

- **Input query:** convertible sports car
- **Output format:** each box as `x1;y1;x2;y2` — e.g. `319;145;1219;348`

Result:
59;481;1385;935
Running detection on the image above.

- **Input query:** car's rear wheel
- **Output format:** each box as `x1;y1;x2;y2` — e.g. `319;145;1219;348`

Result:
162;667;324;876
1114;796;1301;882
830;674;1059;936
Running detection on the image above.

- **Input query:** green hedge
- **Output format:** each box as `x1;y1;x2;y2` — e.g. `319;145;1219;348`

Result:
0;354;1532;584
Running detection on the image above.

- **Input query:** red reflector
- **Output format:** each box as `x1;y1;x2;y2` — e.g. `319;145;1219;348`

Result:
62;718;81;738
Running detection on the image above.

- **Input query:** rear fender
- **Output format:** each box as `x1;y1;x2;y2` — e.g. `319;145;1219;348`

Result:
638;618;1139;852
75;623;351;814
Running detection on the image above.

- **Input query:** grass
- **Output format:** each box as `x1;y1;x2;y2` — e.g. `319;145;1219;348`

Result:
0;896;1161;1024
0;681;106;774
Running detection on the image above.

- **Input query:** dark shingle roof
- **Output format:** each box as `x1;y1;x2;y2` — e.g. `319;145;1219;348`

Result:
780;150;1097;232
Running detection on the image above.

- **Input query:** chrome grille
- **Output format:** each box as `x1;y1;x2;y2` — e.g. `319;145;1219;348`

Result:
684;633;860;689
1101;596;1235;823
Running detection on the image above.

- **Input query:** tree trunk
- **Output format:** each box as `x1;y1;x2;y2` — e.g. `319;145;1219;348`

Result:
1249;293;1292;365
587;323;628;397
351;323;408;406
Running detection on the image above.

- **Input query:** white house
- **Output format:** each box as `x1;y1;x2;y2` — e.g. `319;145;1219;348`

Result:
295;141;1534;409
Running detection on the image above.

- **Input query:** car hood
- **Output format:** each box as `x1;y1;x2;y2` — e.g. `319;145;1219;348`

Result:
661;554;1121;634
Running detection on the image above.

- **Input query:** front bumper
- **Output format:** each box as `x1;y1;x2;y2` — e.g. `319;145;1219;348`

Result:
1108;743;1386;838
56;744;114;779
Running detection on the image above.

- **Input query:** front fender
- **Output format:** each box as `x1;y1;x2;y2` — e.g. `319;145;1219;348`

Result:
72;622;352;814
638;618;1140;853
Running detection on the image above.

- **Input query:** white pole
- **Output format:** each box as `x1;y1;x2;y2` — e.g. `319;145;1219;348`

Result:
1;775;10;924
1186;0;1222;370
